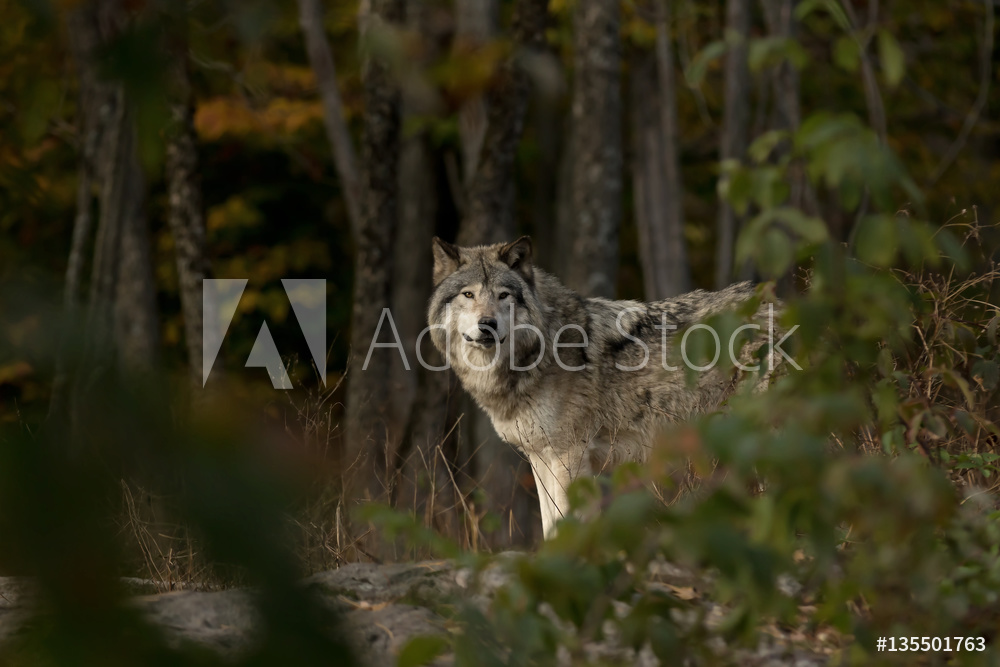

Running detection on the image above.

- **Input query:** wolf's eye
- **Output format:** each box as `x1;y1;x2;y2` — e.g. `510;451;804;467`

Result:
498;292;510;300
462;291;474;299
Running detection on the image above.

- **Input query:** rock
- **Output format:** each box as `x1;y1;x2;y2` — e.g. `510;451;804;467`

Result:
134;590;260;653
305;560;458;607
341;603;448;667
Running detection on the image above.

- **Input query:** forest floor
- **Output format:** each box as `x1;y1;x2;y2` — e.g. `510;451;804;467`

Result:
0;557;850;666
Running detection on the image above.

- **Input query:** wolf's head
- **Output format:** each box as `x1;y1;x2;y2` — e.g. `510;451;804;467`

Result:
427;236;538;365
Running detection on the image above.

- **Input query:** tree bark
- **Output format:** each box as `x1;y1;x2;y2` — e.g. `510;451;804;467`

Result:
112;116;160;371
714;0;750;288
50;7;104;422
761;0;817;215
455;0;498;185
631;48;690;301
631;0;690;301
297;0;363;239
343;0;405;508
391;0;447;513
565;0;623;299
455;0;550;547
457;0;549;246
166;47;212;386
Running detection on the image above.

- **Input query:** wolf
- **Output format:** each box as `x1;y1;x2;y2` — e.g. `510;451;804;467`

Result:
428;236;780;538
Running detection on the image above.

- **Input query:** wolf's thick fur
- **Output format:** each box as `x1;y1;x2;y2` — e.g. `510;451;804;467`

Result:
429;236;776;537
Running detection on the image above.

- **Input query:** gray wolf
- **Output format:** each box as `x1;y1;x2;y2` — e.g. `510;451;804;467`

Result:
428;236;780;538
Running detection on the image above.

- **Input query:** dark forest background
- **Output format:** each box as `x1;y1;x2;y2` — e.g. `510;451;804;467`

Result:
1;1;1000;660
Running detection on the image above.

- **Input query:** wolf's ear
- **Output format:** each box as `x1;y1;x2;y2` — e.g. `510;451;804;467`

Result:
499;236;534;284
432;237;461;286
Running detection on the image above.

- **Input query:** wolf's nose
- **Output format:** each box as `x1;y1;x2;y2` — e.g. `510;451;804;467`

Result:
478;317;498;334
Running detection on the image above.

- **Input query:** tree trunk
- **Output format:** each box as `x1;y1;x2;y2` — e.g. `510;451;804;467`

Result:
297;0;363;238
631;0;690;301
455;0;498;185
714;0;750;288
343;0;405;509
763;0;817;209
390;0;446;516
457;0;549;247
553;118;575;282
761;0;817;293
112;115;160;371
457;0;550;547
165;48;212;386
50;7;104;422
565;0;623;299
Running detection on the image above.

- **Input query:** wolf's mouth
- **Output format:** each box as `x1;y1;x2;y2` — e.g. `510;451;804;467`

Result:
463;334;506;347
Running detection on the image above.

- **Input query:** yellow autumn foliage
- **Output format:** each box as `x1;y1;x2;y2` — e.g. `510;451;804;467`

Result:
195;96;323;141
207;196;264;233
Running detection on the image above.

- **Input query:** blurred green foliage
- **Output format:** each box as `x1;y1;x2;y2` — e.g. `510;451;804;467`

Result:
0;0;999;664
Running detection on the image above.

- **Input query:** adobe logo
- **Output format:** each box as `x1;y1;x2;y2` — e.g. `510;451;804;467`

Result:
202;279;326;389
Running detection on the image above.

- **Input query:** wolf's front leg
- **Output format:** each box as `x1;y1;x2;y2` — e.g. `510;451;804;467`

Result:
528;447;591;539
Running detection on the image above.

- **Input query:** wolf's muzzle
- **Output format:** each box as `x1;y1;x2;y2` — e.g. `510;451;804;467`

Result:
464;318;506;347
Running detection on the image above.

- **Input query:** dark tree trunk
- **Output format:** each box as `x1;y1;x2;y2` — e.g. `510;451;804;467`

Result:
761;0;817;210
529;96;562;272
631;0;690;300
57;0;160;436
714;0;750;288
553;118;575;282
457;0;549;246
453;0;550;547
50;7;104;421
166;50;211;386
343;0;405;508
391;0;449;520
565;0;623;298
112;118;160;371
455;0;498;186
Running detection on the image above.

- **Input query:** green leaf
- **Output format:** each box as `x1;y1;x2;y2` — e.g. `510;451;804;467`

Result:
771;208;829;244
988;316;1000;346
398;635;450;667
758;228;794;277
748;130;789;164
795;0;851;31
685;40;727;87
854;215;898;267
748;36;810;73
878;29;905;88
972;359;999;391
832;36;860;72
935;367;976;410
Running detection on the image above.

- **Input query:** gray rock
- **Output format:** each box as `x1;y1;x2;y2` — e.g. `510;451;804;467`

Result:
135;589;260;653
